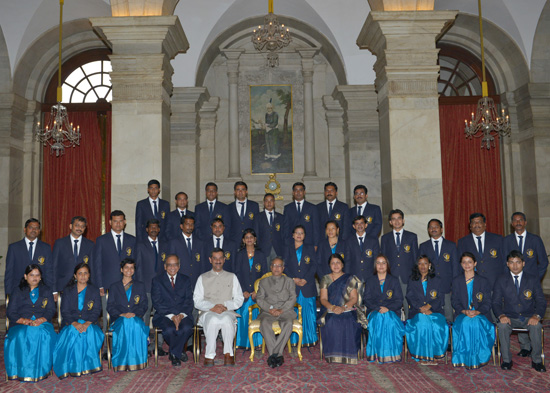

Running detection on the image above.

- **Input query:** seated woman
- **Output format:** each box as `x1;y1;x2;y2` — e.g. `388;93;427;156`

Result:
405;255;449;364
364;254;405;363
318;253;366;364
233;229;268;349
284;225;318;346
4;264;57;382
316;220;346;277
53;262;104;379
451;252;495;369
107;258;149;371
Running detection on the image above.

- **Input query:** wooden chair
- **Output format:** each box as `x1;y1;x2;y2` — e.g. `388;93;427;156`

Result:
248;272;303;362
496;324;545;366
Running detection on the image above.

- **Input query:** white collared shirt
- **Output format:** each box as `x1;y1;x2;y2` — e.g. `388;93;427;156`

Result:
471;232;486;253
177;208;187;217
207;199;217;209
236;198;248;215
295;200;304;211
24;237;36;259
326;199;337;214
393;229;403;245
431;236;443;252
111;230;125;248
356;232;365;245
182;233;192;248
515;231;527;252
148;236;158;252
70;234;83;255
356;201;367;212
213;234;224;249
510;270;523;287
149;196;159;214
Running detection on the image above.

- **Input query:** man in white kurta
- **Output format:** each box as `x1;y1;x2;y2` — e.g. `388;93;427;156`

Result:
193;248;244;366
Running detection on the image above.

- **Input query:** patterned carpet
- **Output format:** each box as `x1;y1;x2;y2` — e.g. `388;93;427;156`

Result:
0;329;549;393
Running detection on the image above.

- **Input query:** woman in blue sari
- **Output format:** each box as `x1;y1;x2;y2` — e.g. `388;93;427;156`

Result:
364;254;405;363
451;252;495;369
234;229;268;348
53;262;104;379
316;220;346;277
405;255;449;364
5;264;57;382
318;253;366;364
284;225;318;346
107;258;149;371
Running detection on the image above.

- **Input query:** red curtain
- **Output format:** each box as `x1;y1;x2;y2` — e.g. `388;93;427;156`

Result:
42;111;111;244
439;103;504;242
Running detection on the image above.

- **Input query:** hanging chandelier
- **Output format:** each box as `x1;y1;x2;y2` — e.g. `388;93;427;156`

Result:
35;0;80;156
464;0;510;150
252;0;292;67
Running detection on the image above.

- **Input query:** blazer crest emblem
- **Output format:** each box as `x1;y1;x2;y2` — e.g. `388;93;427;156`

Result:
225;251;231;260
430;289;438;299
161;253;166;261
526;249;534;258
161;211;166;219
523;290;532;300
386;290;393;299
134;295;140;304
195;253;201;262
83;255;89;264
365;249;373;257
489;249;497;258
126;247;132;256
216;214;222;219
366;216;373;224
305;256;311;264
248;212;254;220
41;298;48;308
304;214;311;222
87;300;94;310
255;264;262;272
475;292;483;302
38;256;45;265
443;253;450;262
404;245;411;253
335;214;341;220
275;224;281;231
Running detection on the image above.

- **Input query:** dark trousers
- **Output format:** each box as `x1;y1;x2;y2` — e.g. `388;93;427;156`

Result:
156;316;194;358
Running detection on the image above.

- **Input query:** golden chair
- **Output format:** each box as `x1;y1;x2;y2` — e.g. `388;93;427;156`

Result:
248;272;303;362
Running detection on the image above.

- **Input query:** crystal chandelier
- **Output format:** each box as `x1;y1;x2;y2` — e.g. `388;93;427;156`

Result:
464;0;510;150
35;0;80;156
252;0;292;67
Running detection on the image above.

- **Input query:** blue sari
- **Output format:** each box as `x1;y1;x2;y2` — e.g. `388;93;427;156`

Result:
318;274;364;364
236;257;262;348
405;280;449;362
365;281;405;363
111;284;149;371
54;287;104;378
452;277;495;369
5;287;57;382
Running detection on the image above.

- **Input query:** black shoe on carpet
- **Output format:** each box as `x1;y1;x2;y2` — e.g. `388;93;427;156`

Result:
169;353;181;366
158;348;168;356
532;362;546;372
518;349;532;357
180;352;188;363
276;356;284;367
500;361;513;370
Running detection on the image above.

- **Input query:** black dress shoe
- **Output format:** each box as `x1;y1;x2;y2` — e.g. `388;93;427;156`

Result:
157;348;168;356
102;353;108;361
518;349;532;357
267;354;276;368
532;362;546;372
276;356;284;367
169;353;181;366
501;361;513;370
180;352;188;363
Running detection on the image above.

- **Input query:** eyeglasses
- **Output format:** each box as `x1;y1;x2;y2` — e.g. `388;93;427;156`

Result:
272;264;283;268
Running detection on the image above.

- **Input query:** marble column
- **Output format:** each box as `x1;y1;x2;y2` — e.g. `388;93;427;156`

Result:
297;48;319;177
357;11;457;239
221;49;245;179
90;16;188;231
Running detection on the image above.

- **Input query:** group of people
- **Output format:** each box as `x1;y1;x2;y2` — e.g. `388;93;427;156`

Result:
3;179;548;382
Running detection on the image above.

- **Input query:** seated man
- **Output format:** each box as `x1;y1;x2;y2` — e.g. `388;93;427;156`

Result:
493;250;547;372
151;255;194;366
193;248;244;367
255;257;297;368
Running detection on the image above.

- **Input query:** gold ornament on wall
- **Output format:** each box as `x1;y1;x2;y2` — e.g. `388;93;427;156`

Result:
265;173;283;200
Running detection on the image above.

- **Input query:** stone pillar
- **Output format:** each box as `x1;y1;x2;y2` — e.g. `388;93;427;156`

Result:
221;49;245;179
357;11;457;239
297;48;319;177
197;96;220;201
90;16;188;231
322;96;348;202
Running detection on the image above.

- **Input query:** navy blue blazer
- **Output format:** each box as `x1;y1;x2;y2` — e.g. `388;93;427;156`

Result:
226;200;260;243
282;200;320;247
257;210;284;257
492;272;546;320
419;238;459;294
7;284;55;325
135;238;169;293
451;274;492;320
344;235;380;283
194;200;231;241
91;232;136;290
316;238;347;277
406;276;445;319
202;236;239;273
167;234;206;288
107;280;148;322
60;283;101;326
135;197;171;242
283;244;318;298
164;209;194;241
52;235;94;292
457;232;504;288
344;203;382;240
233;249;268;293
503;232;548;280
380;230;419;283
316;200;349;241
363;274;403;315
4;238;53;296
151;272;193;327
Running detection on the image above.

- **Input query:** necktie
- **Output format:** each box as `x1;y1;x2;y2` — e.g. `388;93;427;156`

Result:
514;275;519;294
153;200;158;218
187;237;192;257
209;202;214;218
73;239;79;263
434;240;439;258
476;236;483;256
239;202;245;220
359;236;364;251
116;234;122;258
328;202;333;217
152;240;158;271
357;205;362;216
171;276;175;289
395;232;401;252
28;241;34;261
297;202;301;215
269;212;273;227
216;237;221;248
518;235;524;254
180;210;184;218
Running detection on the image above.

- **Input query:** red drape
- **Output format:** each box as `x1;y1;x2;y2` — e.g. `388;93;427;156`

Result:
439;103;504;242
42;111;111;244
